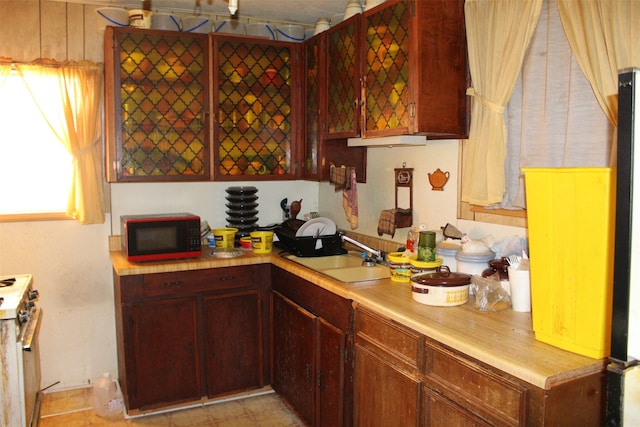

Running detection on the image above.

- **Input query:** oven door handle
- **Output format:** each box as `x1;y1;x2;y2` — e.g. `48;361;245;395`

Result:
22;306;42;352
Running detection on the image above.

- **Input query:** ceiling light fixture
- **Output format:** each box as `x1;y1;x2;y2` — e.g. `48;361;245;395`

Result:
229;0;238;15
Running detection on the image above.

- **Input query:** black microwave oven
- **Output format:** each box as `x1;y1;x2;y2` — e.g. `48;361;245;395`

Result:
121;213;201;262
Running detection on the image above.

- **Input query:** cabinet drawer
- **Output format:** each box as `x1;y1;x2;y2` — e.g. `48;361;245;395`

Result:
143;267;252;298
425;342;526;426
355;307;423;370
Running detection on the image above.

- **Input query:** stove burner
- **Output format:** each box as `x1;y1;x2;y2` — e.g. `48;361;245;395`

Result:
0;277;16;287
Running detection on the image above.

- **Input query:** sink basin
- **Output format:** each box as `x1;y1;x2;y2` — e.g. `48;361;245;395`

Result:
321;265;390;283
284;253;390;283
284;253;364;270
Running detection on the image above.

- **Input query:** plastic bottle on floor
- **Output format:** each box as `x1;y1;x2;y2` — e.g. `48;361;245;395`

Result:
92;372;123;417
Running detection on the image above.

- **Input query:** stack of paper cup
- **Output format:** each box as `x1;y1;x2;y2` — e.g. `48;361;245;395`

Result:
344;0;363;20
128;9;153;29
508;266;531;312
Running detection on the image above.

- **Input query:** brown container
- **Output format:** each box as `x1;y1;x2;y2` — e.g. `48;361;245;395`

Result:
410;267;471;306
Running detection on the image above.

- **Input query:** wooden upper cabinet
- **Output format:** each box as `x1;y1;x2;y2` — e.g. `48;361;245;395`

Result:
362;0;469;139
212;35;303;180
303;22;368;183
104;27;211;182
325;15;361;140
303;34;323;180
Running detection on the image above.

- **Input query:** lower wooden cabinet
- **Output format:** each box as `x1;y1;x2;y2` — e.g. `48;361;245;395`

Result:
114;265;270;412
271;266;353;426
354;344;422;426
272;292;316;422
423;386;492;427
354;306;605;426
203;291;264;397
129;298;201;408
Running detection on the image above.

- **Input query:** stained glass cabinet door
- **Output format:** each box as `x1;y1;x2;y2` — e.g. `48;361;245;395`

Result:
303;34;323;179
325;14;361;140
362;0;469;139
213;36;300;180
105;27;211;182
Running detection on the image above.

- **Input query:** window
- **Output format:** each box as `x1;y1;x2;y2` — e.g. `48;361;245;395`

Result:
0;72;73;218
460;0;611;228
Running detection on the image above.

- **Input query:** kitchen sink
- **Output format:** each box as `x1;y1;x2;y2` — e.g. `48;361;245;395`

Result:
283;253;364;270
283;252;390;283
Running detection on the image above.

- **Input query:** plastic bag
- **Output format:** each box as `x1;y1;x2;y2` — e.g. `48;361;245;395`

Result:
491;235;527;259
470;274;511;312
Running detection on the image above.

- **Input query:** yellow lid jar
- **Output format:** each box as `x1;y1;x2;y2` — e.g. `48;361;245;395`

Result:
409;257;443;275
386;252;413;283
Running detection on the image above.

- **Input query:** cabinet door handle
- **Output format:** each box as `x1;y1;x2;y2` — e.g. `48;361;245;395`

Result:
163;281;183;287
306;363;312;384
218;276;237;282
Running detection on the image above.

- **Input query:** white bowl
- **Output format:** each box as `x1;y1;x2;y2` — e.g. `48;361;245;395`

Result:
152;13;181;31
276;25;305;42
95;7;128;33
183;16;212;33
246;23;276;39
214;20;245;34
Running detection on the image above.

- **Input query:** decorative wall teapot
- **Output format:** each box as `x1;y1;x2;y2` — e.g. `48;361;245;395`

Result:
428;168;450;191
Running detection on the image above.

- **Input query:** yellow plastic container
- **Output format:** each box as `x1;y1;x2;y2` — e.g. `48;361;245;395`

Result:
213;228;238;248
250;231;274;254
523;167;615;359
386;252;412;282
409;257;442;275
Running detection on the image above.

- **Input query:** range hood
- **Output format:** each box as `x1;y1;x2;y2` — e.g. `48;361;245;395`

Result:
347;135;427;147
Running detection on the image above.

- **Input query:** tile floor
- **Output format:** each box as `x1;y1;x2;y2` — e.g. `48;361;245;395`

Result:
38;387;306;426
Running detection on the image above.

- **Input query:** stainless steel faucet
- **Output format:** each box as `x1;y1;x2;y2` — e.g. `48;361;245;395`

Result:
339;233;386;265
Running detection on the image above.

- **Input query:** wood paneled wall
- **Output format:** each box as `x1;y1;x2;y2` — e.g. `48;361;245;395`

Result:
0;0;103;62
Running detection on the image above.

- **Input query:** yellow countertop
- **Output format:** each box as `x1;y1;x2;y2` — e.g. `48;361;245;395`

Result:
110;248;605;391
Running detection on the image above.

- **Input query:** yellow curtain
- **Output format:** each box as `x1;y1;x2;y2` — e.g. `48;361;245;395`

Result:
461;0;543;206
15;59;105;224
0;58;11;90
558;0;640;164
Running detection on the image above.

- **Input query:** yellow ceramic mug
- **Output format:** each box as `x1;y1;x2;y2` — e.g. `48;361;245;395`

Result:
213;228;238;248
250;231;274;253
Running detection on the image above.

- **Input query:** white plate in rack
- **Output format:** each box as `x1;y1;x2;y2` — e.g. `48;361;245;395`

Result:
295;217;337;238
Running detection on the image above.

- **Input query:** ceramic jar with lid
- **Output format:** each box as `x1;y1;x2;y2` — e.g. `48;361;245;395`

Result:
435;241;461;271
455;250;495;294
482;258;510;281
482;258;511;295
455;250;495;276
410;267;472;306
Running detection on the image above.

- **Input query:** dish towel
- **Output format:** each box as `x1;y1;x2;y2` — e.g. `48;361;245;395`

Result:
342;167;358;229
330;164;350;190
377;208;396;237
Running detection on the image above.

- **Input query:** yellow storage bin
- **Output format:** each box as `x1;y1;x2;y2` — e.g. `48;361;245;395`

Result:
523;167;615;359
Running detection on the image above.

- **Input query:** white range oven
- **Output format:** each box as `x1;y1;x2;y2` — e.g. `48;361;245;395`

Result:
0;274;42;427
